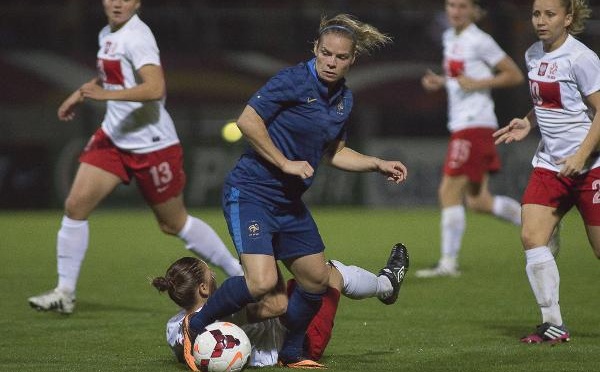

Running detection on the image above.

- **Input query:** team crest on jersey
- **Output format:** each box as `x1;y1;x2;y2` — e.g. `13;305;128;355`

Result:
247;220;261;239
538;62;548;76
336;97;346;115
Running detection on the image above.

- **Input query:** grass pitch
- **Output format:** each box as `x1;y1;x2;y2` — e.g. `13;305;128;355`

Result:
1;207;599;371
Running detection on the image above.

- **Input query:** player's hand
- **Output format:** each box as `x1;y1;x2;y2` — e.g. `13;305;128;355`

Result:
80;81;109;100
456;75;480;92
57;91;84;121
281;160;314;179
376;160;408;184
555;153;586;178
421;69;445;92
493;118;532;144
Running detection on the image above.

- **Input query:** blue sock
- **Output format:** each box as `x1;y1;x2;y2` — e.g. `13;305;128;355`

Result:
189;276;255;333
279;285;324;362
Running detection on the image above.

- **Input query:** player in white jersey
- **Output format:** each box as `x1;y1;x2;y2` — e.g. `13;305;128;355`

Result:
28;0;243;315
416;0;525;278
494;0;599;344
153;245;408;369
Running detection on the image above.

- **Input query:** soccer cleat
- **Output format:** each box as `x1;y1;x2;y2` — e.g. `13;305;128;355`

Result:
181;314;200;371
378;243;409;305
548;223;561;258
520;322;570;344
277;356;327;369
415;260;460;278
28;288;75;314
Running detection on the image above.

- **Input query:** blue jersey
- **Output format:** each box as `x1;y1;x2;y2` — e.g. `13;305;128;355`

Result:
225;58;353;205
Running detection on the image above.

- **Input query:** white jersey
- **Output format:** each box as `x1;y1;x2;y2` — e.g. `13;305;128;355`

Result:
97;14;179;154
442;23;507;132
166;308;285;368
525;35;600;172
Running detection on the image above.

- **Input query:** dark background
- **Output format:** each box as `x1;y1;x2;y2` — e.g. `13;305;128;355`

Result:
1;0;599;208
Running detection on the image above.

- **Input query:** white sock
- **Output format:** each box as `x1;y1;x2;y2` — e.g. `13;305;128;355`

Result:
525;246;563;326
178;216;243;277
440;205;465;263
329;260;393;300
57;216;89;294
493;195;522;225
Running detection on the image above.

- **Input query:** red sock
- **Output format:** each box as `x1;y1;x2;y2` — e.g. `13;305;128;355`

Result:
285;279;341;360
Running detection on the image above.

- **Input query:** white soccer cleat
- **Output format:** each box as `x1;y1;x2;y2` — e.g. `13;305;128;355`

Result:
415;263;461;278
28;288;75;314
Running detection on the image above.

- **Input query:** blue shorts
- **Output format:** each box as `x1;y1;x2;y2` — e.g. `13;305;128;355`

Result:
222;185;325;260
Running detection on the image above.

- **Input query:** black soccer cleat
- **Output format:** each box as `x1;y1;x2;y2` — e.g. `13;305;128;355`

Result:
378;243;409;305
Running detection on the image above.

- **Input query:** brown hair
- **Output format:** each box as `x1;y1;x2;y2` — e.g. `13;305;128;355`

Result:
316;14;392;56
152;257;209;310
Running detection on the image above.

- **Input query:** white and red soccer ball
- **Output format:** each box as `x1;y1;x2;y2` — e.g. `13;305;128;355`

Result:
192;322;251;372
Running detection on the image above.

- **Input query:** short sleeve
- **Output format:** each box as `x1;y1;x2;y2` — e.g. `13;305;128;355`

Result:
248;69;298;124
126;30;161;71
477;34;506;68
572;50;600;97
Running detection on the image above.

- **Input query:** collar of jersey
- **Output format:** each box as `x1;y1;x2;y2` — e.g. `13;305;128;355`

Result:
307;58;344;101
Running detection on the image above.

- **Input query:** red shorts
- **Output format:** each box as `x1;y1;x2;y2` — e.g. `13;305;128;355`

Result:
79;128;185;204
443;127;501;183
522;167;600;226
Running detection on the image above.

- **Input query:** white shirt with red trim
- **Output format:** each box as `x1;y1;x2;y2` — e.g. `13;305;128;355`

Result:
443;23;507;132
166;308;285;368
97;14;179;154
525;35;600;172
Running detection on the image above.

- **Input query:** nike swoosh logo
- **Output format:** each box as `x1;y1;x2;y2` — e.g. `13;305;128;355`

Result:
225;351;243;371
307;98;317;103
157;185;169;193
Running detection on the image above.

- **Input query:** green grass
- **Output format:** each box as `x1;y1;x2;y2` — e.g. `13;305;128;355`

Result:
1;207;599;371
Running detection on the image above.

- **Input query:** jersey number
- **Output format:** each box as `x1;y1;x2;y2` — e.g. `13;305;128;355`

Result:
448;139;471;169
529;80;563;109
149;162;173;188
592;179;600;204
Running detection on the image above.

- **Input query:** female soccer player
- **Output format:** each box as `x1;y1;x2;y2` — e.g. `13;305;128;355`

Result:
494;0;598;343
153;245;408;368
28;0;243;314
184;14;408;369
416;0;525;278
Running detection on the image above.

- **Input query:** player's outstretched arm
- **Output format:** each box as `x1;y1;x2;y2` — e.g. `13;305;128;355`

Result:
57;77;97;121
325;141;407;183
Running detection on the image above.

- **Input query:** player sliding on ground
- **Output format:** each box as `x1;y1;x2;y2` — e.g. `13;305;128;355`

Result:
153;243;408;369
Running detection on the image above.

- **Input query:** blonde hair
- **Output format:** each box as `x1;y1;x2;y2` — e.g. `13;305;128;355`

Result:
563;0;592;35
315;14;392;56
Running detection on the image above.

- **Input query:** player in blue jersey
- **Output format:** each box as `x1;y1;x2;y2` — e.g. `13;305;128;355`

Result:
181;14;408;370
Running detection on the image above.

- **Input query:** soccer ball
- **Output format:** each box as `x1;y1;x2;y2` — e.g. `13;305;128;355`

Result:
193;321;251;372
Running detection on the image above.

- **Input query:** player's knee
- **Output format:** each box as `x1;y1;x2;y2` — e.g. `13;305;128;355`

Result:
246;276;278;299
64;195;87;220
521;229;542;250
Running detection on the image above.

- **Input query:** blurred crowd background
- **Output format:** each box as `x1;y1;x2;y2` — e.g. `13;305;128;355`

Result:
2;0;600;208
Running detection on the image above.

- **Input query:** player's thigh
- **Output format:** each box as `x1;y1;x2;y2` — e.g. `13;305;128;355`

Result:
283;252;329;293
521;204;561;249
65;162;121;218
583;225;600;259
